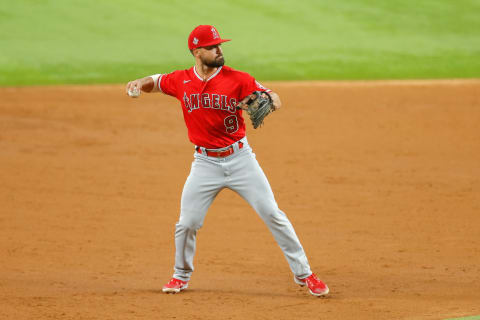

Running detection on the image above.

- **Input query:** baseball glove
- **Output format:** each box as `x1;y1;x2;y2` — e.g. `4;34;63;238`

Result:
237;91;275;129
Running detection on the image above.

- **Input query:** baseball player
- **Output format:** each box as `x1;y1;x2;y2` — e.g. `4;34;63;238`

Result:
125;25;329;297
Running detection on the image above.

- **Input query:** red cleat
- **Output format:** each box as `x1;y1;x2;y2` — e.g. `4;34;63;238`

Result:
162;278;188;293
294;273;329;297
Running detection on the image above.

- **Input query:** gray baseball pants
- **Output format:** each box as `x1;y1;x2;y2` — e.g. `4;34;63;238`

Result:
172;137;312;281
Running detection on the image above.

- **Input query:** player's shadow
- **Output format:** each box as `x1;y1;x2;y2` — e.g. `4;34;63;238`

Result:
140;287;332;300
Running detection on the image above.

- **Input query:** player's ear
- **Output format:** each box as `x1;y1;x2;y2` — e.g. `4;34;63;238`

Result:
192;48;201;58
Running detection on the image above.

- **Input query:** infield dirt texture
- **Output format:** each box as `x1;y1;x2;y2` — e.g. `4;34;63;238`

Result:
1;1;480;319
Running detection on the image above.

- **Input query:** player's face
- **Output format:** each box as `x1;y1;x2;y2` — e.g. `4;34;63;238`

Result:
198;44;224;68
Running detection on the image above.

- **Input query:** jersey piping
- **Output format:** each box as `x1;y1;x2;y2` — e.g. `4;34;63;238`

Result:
193;66;223;82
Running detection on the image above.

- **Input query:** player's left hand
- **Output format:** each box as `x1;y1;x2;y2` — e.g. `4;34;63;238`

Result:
237;91;281;111
237;91;276;129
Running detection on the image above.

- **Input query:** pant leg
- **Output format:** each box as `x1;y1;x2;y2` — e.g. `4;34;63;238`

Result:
173;155;224;281
227;149;312;278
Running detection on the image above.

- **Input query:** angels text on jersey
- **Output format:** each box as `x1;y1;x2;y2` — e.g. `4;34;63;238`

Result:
183;92;238;114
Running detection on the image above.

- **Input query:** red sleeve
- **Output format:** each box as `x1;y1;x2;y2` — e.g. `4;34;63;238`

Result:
240;74;271;100
158;71;179;97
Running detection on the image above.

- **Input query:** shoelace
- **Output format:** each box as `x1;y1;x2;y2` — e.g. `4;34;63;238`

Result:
306;274;321;286
168;279;184;286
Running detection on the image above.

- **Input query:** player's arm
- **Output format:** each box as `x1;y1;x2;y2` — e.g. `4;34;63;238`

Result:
250;78;282;110
238;90;282;111
125;76;154;96
125;74;168;94
268;91;282;110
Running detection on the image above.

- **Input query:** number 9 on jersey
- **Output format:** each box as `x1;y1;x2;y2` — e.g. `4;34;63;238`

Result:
224;115;239;134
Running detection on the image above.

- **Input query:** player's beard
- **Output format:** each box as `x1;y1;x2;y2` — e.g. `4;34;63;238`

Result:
203;55;225;68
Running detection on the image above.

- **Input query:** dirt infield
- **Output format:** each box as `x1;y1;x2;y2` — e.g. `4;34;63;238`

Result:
1;80;479;320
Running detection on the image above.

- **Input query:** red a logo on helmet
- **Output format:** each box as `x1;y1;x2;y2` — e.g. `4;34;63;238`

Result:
211;27;219;39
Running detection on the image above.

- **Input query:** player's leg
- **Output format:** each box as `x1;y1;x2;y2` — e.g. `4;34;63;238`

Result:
227;145;312;279
228;145;328;296
172;155;224;282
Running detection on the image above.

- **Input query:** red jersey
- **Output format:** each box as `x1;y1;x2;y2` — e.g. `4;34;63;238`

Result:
155;65;269;149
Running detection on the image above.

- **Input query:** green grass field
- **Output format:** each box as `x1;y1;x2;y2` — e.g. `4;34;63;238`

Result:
1;0;479;85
